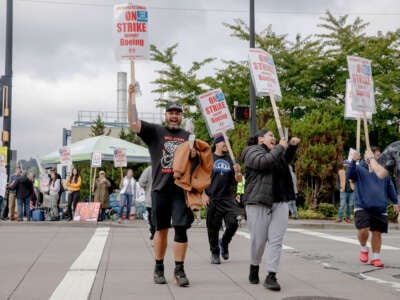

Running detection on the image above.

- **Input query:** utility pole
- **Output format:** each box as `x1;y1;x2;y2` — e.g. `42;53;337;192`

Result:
249;0;256;135
1;0;13;177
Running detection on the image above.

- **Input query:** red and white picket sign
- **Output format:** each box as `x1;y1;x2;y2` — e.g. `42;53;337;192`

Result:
248;48;282;100
197;88;234;137
347;56;375;113
114;4;149;61
59;146;72;166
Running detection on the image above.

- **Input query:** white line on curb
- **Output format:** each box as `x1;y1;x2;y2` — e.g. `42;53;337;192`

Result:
236;230;295;250
287;228;400;250
50;227;110;300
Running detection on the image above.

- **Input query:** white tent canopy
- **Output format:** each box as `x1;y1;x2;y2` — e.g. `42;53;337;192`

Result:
40;135;150;165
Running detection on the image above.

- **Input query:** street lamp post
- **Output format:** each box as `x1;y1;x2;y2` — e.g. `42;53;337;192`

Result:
249;0;256;135
2;0;13;177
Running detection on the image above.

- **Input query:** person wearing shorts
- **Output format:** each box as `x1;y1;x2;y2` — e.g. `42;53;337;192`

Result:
347;150;398;267
131;87;196;287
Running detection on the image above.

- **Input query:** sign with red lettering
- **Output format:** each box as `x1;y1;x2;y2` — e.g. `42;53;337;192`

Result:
113;148;127;167
248;48;282;99
114;4;149;60
59;146;72;166
347;56;375;113
344;79;372;120
197;89;234;137
73;202;101;222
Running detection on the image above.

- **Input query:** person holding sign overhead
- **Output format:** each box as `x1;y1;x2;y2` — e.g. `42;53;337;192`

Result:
203;133;242;265
129;84;196;287
242;129;300;291
347;150;398;267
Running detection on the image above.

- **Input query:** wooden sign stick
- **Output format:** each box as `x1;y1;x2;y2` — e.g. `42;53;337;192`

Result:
128;60;137;125
269;93;285;140
222;132;236;164
92;168;97;197
362;112;371;151
120;167;123;181
356;117;361;151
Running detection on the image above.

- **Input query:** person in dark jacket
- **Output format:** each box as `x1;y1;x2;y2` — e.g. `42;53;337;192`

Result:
347;150;399;268
10;171;34;221
242;129;300;291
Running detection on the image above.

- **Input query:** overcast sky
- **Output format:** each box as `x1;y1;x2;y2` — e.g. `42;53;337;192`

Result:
0;0;399;160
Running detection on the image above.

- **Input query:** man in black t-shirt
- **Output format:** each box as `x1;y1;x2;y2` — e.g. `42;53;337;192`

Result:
204;133;242;264
130;85;195;287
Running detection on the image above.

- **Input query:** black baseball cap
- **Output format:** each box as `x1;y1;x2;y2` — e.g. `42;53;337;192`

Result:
166;103;183;112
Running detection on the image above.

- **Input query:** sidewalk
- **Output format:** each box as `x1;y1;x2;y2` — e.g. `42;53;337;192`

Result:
88;225;399;300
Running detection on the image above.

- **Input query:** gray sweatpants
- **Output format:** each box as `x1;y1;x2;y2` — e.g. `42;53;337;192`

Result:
246;202;289;273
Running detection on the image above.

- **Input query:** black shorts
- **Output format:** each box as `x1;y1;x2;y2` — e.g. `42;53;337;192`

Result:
151;184;194;231
355;209;388;233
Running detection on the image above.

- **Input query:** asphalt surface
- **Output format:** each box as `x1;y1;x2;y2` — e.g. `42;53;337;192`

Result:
0;219;399;300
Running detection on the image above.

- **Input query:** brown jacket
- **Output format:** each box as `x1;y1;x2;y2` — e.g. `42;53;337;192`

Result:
173;139;213;211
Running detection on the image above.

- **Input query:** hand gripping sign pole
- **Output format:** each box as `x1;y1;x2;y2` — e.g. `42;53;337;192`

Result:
114;3;149;126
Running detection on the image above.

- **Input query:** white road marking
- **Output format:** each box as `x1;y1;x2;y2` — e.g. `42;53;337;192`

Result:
236;230;295;250
50;227;110;300
360;273;400;292
287;228;400;250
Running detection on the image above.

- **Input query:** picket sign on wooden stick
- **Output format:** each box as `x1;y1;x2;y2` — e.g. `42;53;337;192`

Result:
356;117;361;151
222;132;236;164
362;112;371;151
120;167;124;181
269;93;285;140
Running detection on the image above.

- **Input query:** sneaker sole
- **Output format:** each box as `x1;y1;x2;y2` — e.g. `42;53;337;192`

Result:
263;283;281;291
173;276;189;287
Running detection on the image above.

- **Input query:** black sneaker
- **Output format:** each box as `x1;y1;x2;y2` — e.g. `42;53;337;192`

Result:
219;239;229;260
210;253;221;264
174;266;190;287
263;272;281;291
249;265;259;284
153;265;167;284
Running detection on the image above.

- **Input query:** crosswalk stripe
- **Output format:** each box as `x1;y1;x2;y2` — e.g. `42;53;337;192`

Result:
50;227;110;300
287;228;400;250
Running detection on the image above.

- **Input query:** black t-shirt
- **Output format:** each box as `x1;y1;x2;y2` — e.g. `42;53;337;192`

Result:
138;121;189;191
206;152;235;200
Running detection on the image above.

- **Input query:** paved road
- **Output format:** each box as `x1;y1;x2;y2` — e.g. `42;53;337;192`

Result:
0;220;399;300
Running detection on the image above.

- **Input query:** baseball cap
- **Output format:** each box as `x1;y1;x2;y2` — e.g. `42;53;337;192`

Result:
213;133;225;144
166;103;183;112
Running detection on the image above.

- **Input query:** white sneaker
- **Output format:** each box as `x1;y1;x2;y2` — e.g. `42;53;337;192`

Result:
118;218;122;224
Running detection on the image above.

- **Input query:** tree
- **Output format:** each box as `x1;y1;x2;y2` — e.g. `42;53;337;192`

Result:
90;115;111;137
150;12;400;206
119;127;146;147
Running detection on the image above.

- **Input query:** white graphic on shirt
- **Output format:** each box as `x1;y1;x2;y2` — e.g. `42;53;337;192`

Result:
161;140;181;170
